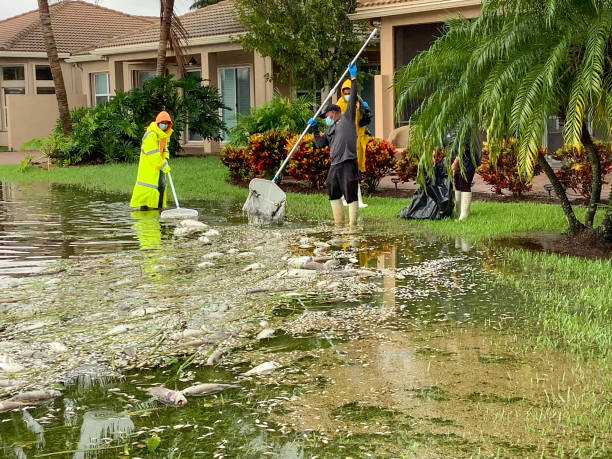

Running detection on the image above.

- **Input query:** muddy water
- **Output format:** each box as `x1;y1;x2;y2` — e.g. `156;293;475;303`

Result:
0;182;609;457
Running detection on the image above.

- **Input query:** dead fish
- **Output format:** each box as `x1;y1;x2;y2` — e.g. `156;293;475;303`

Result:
0;379;24;388
0;354;24;373
204;229;220;237
9;390;61;403
198;236;211;245
181;383;238;397
48;342;68;353
302;261;326;271
242;263;263;272
0;400;24;413
202;252;224;260
130;307;163;317
242;361;279;376
197;261;215;269
256;328;276;340
104;324;133;336
206;349;225;366
237;252;256;257
147;387;187;407
179;219;208;230
173;226;201;238
171;329;204;340
324;259;341;269
287;256;311;269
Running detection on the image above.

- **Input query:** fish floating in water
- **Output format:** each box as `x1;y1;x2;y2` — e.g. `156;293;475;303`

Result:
0;400;24;412
146;386;187;407
9;390;61;404
242;361;279;376
181;383;238;397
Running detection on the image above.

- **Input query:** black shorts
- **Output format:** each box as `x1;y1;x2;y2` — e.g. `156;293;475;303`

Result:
327;160;359;203
454;169;475;192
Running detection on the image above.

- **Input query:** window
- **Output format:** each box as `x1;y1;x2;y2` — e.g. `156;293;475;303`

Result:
136;70;156;88
2;87;25;129
92;73;110;106
36;87;55;94
35;65;53;80
218;67;251;139
2;66;24;81
186;69;203;141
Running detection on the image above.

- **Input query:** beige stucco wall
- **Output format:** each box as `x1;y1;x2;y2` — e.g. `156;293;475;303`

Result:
375;4;481;141
6;93;87;150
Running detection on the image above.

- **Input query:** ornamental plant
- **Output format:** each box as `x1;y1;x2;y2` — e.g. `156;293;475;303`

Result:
396;149;419;183
478;140;542;197
553;142;612;203
220;146;251;183
361;138;397;192
286;133;330;189
245;130;289;179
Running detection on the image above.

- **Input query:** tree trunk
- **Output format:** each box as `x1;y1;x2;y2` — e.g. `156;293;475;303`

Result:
581;122;601;227
537;152;585;236
37;0;71;135
156;0;175;77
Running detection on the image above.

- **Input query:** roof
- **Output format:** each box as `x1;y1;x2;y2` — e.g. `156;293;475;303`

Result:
98;0;243;50
0;0;156;54
353;0;482;19
357;0;424;6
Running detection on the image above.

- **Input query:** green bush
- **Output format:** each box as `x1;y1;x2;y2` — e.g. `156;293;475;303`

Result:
226;92;312;147
26;75;226;166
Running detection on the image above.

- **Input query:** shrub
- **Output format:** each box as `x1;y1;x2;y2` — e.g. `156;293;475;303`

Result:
26;75;226;165
396;149;419;183
220;146;251;183
246;130;289;179
478;140;542;196
226;92;312;147
552;141;612;202
361;138;397;192
286;133;330;188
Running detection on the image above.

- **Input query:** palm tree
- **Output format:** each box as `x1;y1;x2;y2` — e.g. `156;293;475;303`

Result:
37;0;71;135
156;0;189;77
395;0;612;241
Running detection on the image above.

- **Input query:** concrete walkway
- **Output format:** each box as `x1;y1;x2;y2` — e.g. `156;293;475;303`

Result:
2;150;609;202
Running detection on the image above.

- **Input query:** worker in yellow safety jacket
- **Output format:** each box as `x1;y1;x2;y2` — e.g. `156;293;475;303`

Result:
337;79;369;208
130;111;173;210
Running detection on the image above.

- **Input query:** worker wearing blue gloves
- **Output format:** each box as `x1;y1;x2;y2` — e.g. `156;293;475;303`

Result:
308;62;360;227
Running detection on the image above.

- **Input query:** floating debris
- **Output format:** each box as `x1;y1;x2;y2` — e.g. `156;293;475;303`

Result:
182;383;238;397
146;387;187;407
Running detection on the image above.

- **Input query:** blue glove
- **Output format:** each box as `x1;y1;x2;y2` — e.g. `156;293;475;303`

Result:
307;118;318;127
348;62;357;77
361;100;369;108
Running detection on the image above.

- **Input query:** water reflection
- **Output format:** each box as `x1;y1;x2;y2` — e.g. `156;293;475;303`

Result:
74;410;134;459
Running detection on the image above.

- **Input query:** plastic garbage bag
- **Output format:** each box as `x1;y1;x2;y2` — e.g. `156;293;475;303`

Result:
396;162;454;220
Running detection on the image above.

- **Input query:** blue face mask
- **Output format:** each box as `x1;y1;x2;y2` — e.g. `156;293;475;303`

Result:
344;95;350;102
325;116;334;127
158;123;169;131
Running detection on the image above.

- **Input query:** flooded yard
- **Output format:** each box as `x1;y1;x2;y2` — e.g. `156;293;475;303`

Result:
0;181;609;457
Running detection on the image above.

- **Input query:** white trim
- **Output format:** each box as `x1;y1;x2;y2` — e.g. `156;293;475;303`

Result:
91;33;245;56
65;55;105;63
350;0;481;20
0;51;70;58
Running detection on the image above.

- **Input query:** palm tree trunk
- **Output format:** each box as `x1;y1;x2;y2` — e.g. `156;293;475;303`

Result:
537;152;585;236
37;0;71;135
581;122;601;227
156;0;175;77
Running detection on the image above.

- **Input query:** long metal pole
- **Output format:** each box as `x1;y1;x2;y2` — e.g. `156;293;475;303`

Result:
272;28;378;183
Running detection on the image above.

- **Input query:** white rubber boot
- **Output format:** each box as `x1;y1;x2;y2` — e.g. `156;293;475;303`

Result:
348;201;359;227
330;199;345;225
358;185;368;208
459;192;472;220
342;196;348;206
455;190;462;219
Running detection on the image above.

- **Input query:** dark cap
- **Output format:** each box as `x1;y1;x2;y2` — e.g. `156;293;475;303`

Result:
322;104;341;115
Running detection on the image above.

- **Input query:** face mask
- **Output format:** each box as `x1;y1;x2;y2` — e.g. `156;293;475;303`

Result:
159;123;169;131
325;116;334;127
344;95;350;102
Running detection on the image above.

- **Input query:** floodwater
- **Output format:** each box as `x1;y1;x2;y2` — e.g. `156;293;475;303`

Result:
0;181;609;457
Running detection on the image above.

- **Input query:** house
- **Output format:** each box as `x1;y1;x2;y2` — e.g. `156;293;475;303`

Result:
0;0;156;150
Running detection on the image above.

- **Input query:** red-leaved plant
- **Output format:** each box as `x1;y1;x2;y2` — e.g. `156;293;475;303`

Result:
220;146;251;183
477;140;542;196
362;138;397;192
286;133;330;189
246;130;289;179
552;141;612;203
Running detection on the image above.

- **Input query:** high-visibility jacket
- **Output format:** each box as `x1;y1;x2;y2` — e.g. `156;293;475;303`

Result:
337;79;370;173
130;122;172;208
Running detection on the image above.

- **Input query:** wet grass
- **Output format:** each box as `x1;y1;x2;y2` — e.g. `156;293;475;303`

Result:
0;156;595;240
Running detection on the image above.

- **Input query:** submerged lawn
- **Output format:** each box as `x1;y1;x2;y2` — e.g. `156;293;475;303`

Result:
0;156;590;240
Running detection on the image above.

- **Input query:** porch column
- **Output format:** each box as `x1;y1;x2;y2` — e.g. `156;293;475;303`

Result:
376;20;395;141
109;59;124;94
253;52;274;105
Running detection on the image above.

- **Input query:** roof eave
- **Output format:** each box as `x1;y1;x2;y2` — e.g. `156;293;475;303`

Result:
350;0;481;20
90;32;244;56
0;51;71;58
65;54;106;63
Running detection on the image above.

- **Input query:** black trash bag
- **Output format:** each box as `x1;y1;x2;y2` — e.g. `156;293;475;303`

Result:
396;162;454;220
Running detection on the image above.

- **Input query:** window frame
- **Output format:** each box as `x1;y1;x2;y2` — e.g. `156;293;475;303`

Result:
0;63;26;130
217;65;252;141
91;72;111;106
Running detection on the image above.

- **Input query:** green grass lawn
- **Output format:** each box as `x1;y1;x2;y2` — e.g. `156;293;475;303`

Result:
0;146;9;152
0;156;591;240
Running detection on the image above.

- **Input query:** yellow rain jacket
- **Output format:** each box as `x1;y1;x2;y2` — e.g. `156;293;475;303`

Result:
130;121;172;209
337;79;370;172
